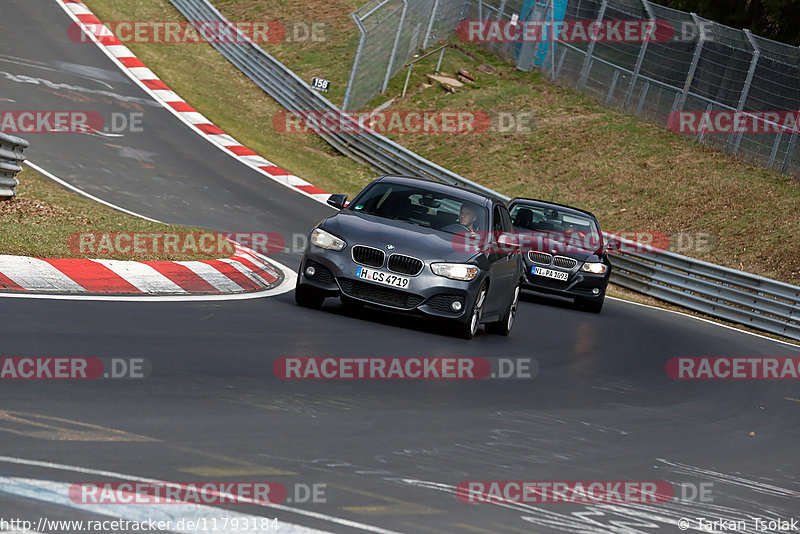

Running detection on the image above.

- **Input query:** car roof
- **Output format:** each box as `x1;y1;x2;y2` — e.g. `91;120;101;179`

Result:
375;175;502;206
509;197;598;220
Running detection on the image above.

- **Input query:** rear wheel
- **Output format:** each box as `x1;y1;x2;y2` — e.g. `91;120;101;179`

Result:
488;283;521;336
454;282;487;340
576;296;604;314
295;284;325;309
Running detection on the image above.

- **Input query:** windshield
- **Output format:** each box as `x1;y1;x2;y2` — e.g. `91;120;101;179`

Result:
509;204;603;251
349;182;488;235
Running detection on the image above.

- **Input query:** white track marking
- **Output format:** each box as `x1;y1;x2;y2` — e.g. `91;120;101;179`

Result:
0;456;403;534
25;161;164;224
0;263;296;302
10;161;297;300
0;257;85;292
89;259;186;294
54;0;334;206
0;476;331;534
607;296;800;348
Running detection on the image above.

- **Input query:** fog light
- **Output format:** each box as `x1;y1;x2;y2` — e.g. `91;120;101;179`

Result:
451;300;463;312
305;266;316;277
592;288;600;295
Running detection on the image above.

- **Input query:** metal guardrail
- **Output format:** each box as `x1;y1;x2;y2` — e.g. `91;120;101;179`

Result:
0;132;28;200
165;0;800;341
605;234;800;341
167;0;504;203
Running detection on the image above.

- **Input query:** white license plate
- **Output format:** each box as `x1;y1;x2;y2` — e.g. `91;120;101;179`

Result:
533;266;569;281
356;266;410;289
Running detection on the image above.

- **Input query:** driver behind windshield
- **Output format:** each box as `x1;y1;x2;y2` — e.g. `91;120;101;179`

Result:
459;204;480;232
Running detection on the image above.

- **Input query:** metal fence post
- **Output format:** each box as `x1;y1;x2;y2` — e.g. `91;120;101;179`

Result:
382;0;409;95
678;13;706;111
728;29;760;153
623;0;655;108
780;107;800;174
496;0;508;20
578;0;608;90
343;13;367;111
422;0;442;49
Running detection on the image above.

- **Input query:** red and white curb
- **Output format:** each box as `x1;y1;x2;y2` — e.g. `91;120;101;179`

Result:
57;0;332;205
0;244;281;295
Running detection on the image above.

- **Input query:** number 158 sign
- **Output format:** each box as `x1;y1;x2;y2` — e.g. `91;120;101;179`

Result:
311;77;330;92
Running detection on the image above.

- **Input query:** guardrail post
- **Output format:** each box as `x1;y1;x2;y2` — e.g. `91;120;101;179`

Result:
382;0;409;94
728;29;760;154
677;13;706;112
343;14;367;111
780;107;800;174
578;0;608;90
0;133;29;200
422;0;441;50
623;0;655;108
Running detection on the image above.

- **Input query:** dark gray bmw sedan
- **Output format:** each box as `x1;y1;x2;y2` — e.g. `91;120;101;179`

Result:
295;175;524;339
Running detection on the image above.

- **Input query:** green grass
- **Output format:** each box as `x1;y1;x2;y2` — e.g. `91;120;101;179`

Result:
81;0;800;286
0;168;223;260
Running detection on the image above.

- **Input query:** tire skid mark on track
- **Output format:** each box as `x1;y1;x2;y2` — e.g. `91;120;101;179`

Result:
0;456;405;534
396;476;796;534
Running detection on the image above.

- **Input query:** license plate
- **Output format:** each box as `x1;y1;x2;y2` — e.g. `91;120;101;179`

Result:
533;266;569;281
356;266;410;289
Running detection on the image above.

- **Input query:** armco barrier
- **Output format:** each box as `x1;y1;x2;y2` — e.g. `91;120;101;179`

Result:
160;0;800;340
605;234;800;340
166;0;503;202
0;132;29;200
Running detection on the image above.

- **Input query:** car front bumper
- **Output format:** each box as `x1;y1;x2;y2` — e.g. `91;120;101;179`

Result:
298;248;485;320
521;262;609;301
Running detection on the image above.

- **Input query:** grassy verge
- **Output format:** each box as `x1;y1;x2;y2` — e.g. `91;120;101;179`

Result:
81;0;800;287
0;168;222;261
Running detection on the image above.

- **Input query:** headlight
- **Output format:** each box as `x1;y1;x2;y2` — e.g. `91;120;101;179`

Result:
431;263;479;281
311;228;346;251
581;262;608;274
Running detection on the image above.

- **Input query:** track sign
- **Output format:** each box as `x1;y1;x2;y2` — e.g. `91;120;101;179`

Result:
311;77;330;93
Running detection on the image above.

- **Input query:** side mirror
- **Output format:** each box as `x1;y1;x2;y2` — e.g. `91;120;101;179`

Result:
327;194;348;210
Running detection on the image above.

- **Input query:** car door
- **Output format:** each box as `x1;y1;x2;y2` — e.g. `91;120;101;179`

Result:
485;203;517;315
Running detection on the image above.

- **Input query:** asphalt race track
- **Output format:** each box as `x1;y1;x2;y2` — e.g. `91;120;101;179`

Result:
1;1;798;533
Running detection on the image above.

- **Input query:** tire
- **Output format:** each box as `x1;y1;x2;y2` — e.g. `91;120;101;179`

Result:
454;282;488;340
488;283;521;336
576;296;604;314
295;284;325;309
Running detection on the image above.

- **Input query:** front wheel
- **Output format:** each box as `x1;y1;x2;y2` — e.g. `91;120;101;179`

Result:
454;282;488;340
295;284;325;309
576;296;604;314
488;283;521;336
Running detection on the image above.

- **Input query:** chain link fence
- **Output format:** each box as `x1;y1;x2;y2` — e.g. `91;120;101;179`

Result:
464;0;800;176
345;0;800;176
343;0;471;110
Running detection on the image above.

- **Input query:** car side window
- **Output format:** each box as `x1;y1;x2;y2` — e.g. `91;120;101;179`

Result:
492;205;504;235
498;205;513;233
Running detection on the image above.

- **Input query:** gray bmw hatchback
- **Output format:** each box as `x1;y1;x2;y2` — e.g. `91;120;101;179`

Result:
295;175;524;339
